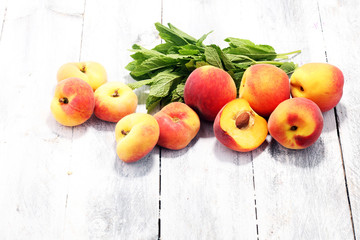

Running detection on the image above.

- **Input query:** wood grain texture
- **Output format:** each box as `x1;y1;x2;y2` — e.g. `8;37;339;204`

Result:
62;0;162;239
0;0;84;239
318;0;360;238
246;1;354;239
160;1;258;239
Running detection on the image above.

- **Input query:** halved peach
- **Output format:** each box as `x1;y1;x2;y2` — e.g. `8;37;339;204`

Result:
213;98;268;152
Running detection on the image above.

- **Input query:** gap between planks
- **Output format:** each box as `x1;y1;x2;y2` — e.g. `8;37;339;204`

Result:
317;2;356;239
158;1;164;239
0;6;7;42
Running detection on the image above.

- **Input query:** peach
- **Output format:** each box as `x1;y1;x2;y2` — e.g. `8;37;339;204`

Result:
50;77;95;126
94;82;138;122
290;63;344;112
239;64;290;117
268;97;323;149
154;102;200;150
115;113;159;163
184;65;236;121
57;61;107;91
213;98;268;152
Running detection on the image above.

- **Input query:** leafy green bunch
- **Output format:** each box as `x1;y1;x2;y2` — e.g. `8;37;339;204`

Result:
125;23;301;112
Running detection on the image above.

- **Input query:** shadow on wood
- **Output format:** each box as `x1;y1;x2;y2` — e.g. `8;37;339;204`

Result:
269;137;325;168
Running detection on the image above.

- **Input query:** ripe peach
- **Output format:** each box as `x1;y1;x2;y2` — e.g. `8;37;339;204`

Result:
184;65;236;121
94;82;138;122
154;102;200;150
57;61;107;91
268;97;323;149
239;64;290;117
115;113;160;163
50;78;95;126
213;98;268;152
290;63;344;112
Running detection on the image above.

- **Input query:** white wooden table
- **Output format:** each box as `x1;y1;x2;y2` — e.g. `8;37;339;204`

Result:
0;0;359;239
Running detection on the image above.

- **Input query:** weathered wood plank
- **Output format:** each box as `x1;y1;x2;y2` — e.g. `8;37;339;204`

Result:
160;1;259;239
248;1;354;239
62;0;162;239
318;0;360;238
0;0;84;239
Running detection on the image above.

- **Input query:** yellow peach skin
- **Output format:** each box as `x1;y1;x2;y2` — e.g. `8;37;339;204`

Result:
94;82;138;122
239;64;290;117
184;65;236;121
268;97;324;149
57;61;107;91
115;113;159;163
213;98;268;152
290;63;344;112
154;102;200;150
50;77;95;126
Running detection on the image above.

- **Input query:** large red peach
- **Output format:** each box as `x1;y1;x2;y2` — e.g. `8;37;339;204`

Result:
184;66;236;121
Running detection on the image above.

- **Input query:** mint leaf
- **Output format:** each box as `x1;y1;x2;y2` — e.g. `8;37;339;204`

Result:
127;79;154;90
205;46;223;69
155;22;188;46
224;38;255;47
280;62;297;74
149;71;181;97
153;43;175;54
146;95;162;113
196;31;213;46
125;61;137;71
178;45;202;55
168;23;197;44
131;55;178;77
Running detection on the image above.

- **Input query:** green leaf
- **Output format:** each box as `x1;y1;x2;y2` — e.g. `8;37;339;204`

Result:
224;38;277;60
233;61;254;70
125;61;138;71
171;83;185;102
224;38;255;47
195;61;209;68
204;46;223;69
149;71;181;97
146;95;162;112
168;23;197;44
127;79;154;90
280;62;297;74
131;55;179;77
178;45;202;55
185;59;196;71
225;53;256;63
155;22;188;46
196;31;213;46
153;43;175;54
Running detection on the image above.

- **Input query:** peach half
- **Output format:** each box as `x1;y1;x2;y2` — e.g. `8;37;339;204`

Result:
290;62;344;112
115;113;159;163
268;97;324;149
154;102;200;150
213;98;268;152
50;77;95;126
239;64;290;117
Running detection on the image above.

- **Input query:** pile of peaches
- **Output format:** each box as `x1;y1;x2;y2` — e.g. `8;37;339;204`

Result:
51;61;344;163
